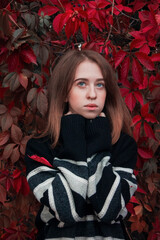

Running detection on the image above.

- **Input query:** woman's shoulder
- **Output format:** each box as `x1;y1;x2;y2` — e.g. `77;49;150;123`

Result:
25;135;54;160
113;132;137;148
111;132;137;168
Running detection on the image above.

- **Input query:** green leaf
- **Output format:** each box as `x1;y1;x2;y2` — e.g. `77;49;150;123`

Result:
11;28;25;43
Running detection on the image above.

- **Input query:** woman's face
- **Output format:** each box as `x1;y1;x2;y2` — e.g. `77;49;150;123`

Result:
67;60;107;119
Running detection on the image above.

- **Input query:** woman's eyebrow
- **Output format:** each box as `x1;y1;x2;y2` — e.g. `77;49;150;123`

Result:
74;78;104;82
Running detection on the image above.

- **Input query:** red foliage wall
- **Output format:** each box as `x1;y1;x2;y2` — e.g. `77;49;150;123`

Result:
0;0;160;239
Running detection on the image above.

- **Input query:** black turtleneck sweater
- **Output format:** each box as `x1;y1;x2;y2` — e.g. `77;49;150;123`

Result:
25;115;137;240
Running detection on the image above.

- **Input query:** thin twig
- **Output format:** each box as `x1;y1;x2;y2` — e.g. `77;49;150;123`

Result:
6;0;14;9
57;0;65;13
104;0;114;44
107;0;139;21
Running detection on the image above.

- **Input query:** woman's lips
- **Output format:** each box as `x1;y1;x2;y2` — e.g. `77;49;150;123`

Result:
84;104;98;110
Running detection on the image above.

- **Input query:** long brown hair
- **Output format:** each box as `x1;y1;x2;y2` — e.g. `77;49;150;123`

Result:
43;49;132;147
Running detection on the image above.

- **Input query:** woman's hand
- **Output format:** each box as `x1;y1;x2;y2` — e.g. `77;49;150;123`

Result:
65;111;106;117
65;111;73;116
99;112;106;117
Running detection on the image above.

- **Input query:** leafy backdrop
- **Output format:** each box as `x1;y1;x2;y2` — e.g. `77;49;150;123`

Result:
0;0;160;239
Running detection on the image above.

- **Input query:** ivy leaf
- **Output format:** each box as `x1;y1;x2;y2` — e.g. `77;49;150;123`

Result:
150;53;160;62
21;176;30;195
9;73;20;91
144;122;156;140
11;28;25;43
141;103;149;117
27;88;37;104
21;48;37;65
37;90;48;116
11;124;23;144
53;12;71;34
29;155;53;168
130;39;146;50
125;92;136;112
0;131;10;146
0;185;6;204
138;147;153;159
114;50;127;68
0;104;7;114
38;5;59;16
2;143;16;160
133;121;141;141
1;113;13;131
80;21;89;41
132;115;141;126
139;44;150;55
120;56;130;81
132;57;144;84
135;52;155;71
18;73;28;89
134;91;144;106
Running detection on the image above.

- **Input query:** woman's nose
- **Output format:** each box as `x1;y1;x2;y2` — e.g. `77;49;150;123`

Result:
86;85;97;99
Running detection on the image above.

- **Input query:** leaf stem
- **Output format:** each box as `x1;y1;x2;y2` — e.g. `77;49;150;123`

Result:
107;0;139;21
105;0;114;44
57;0;65;13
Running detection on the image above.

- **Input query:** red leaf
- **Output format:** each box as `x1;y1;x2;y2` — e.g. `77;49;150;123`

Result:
130;196;140;204
139;44;150;55
132;58;144;84
130;39;146;50
11;145;20;163
120;88;130;97
141;103;149;117
18;73;28;89
3;143;16;159
134;91;144;106
80;21;88;41
0;104;7;114
135;52;155;71
139;75;148;90
13;169;21;178
123;6;133;13
144;122;156;140
53;12;71;34
114;50;127;68
65;17;79;38
21;48;37;65
132;115;141;126
0;131;10;146
133;121;141;141
136;186;147;194
37;90;48;116
21;176;30;195
11;124;23;144
120;56;130;81
138;147;153;159
38;5;59;16
29;155;53;167
13;176;22;193
0;185;6;204
150;53;160;62
126;202;135;215
144;113;157;123
87;1;96;8
1;113;13;131
7;51;22;72
125;92;136;112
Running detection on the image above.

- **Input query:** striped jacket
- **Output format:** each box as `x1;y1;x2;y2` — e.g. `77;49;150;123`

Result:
25;115;137;240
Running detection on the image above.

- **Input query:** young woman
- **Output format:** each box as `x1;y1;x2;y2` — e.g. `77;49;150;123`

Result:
25;49;137;240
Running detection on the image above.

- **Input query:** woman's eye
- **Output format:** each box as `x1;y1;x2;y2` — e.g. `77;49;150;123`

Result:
97;83;105;88
77;81;86;87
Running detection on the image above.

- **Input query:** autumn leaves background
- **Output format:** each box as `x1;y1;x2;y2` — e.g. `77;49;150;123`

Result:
0;0;160;239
